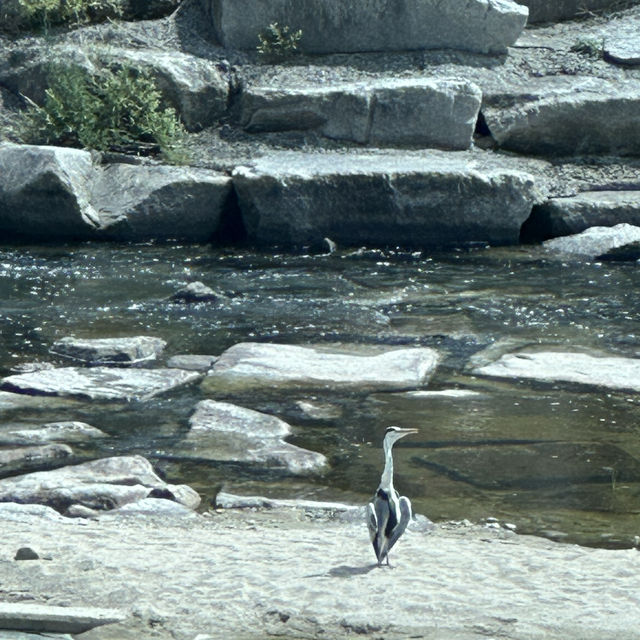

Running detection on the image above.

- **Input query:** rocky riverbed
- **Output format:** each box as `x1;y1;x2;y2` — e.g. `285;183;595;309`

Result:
2;501;640;640
1;1;640;638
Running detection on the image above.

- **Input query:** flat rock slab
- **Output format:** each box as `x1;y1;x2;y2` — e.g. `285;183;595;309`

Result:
232;151;538;249
0;444;73;479
0;455;200;513
180;400;327;473
240;78;482;149
0;366;201;401
414;442;640;489
205;342;439;392
542;223;640;258
0;421;107;446
526;191;640;240
50;336;167;366
0;602;125;634
204;0;528;54
473;350;640;392
483;77;640;157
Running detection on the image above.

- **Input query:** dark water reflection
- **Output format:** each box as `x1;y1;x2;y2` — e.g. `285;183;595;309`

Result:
0;243;639;548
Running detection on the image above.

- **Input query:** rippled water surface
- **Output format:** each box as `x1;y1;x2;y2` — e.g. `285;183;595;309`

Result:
0;242;639;547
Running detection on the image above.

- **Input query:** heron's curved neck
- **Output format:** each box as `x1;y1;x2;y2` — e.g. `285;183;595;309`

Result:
380;438;395;491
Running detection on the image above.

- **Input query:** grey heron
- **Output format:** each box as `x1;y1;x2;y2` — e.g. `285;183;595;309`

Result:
367;426;418;566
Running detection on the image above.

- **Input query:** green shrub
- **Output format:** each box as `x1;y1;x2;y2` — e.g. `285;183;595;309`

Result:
18;64;188;164
570;36;605;58
2;0;125;34
257;22;302;62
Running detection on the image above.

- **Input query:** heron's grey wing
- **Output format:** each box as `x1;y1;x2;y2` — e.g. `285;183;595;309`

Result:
386;495;412;553
366;501;378;543
372;493;392;561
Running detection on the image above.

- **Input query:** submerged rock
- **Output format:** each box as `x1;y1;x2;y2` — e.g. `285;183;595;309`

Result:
205;342;439;392
542;223;640;258
178;400;327;474
215;491;358;513
0;421;107;446
0;455;200;513
414;442;640;489
50;336;167;366
233;151;538;249
166;354;219;371
240;78;482;150
0;366;201;401
204;0;527;54
473;350;640;392
170;281;227;303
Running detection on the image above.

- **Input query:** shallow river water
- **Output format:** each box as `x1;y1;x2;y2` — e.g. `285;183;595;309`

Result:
0;242;638;548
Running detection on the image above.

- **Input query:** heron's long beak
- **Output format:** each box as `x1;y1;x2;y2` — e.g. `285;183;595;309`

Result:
394;428;418;440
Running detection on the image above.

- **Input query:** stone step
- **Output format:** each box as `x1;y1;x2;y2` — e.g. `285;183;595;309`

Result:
482;77;640;157
523;190;640;240
232;151;538;249
202;0;528;55
240;77;482;150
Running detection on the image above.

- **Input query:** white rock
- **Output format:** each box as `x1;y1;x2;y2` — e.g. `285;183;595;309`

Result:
206;342;439;392
473;350;640;392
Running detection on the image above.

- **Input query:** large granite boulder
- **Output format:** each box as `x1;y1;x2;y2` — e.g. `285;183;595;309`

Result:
201;0;528;54
542;223;640;258
482;77;640;157
50;336;167;366
0;144;100;241
0;144;233;243
205;342;439;392
177;400;328;474
523;191;640;241
232;151;538;249
0;455;200;514
473;350;640;392
1;366;201;401
414;441;640;489
240;78;482;150
90;163;233;242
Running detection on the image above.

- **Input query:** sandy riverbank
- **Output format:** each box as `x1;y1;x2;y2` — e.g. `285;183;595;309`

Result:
1;503;639;640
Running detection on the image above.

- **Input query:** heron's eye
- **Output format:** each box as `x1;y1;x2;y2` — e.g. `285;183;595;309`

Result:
385;426;398;434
